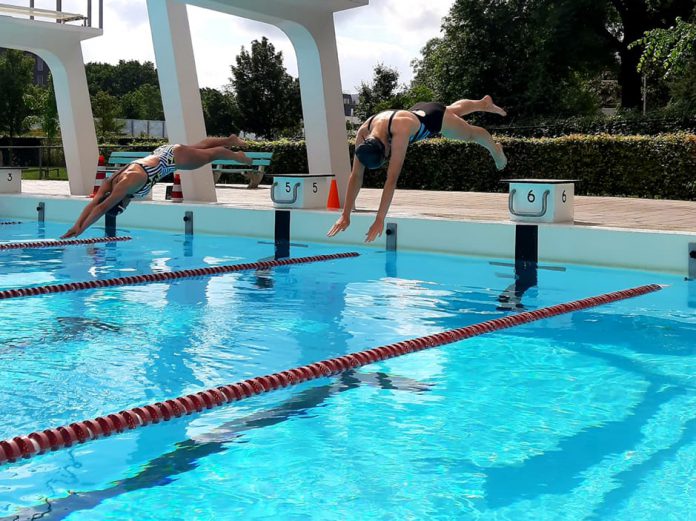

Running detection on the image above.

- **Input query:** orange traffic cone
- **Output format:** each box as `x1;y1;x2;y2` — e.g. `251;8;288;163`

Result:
327;178;340;210
90;154;106;198
171;173;184;203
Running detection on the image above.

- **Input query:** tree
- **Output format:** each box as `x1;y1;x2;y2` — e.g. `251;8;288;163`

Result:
200;87;240;136
0;49;35;138
86;60;159;98
25;80;59;140
229;37;302;139
121;84;164;120
598;1;696;109
410;0;611;118
41;76;59;141
92;90;122;139
355;64;400;120
632;15;696;113
633;16;696;78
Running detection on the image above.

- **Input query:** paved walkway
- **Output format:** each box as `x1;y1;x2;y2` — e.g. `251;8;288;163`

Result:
16;180;696;233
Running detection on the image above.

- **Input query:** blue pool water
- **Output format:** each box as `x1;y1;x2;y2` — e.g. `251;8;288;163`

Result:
0;221;694;520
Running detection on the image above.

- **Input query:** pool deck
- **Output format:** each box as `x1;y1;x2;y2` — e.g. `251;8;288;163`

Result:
17;180;696;233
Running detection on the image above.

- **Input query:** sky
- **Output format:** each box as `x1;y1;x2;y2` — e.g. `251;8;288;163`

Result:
64;0;455;94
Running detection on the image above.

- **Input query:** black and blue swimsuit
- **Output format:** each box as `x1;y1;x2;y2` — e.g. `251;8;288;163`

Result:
407;102;446;142
367;102;447;144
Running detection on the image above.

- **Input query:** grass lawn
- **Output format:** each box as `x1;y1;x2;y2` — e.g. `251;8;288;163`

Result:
21;167;68;180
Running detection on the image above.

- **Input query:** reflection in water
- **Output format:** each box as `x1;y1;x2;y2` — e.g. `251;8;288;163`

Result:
4;371;431;521
497;260;538;311
0;317;121;351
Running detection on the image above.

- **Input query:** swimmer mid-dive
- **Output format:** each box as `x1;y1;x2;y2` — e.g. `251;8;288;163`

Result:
327;96;508;242
61;135;251;239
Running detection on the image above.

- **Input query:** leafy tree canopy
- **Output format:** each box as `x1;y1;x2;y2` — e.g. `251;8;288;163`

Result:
229;37;302;139
0;49;35;138
200;87;240;136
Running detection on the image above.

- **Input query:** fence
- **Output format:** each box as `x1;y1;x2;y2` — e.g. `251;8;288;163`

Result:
0;1;103;29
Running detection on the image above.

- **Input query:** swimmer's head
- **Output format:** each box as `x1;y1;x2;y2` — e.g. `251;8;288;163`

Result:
355;137;386;169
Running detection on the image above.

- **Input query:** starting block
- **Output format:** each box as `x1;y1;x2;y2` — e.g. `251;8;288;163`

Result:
271;174;333;209
0;168;21;194
502;179;576;224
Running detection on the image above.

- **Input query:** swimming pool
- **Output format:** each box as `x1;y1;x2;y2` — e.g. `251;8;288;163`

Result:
0;221;694;520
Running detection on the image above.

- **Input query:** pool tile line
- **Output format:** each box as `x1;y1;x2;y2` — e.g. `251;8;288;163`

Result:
0;283;662;466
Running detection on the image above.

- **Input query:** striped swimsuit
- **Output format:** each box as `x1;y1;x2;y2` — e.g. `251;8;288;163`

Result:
131;144;178;197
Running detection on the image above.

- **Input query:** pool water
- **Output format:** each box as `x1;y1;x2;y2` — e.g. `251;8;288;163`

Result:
0;221;694;520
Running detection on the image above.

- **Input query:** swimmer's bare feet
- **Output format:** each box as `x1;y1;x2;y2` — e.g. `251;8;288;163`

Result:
227;134;247;149
483;95;507;117
494;143;507;170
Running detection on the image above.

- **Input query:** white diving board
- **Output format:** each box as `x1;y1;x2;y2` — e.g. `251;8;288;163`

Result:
0;3;87;24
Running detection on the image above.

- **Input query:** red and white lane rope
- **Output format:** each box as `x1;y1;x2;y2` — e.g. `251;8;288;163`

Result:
0;221;22;226
0;252;360;300
0;236;131;251
0;283;662;465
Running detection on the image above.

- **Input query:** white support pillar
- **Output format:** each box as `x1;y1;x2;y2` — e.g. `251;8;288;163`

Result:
0;17;101;196
42;46;98;195
279;17;351;204
146;0;217;202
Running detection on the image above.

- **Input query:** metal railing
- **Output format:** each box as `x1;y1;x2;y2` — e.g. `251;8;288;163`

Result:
0;144;165;179
2;1;103;29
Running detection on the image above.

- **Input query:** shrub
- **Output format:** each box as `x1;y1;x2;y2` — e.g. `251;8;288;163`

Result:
247;134;696;201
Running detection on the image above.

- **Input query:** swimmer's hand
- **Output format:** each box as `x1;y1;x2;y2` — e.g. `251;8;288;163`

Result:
61;226;81;239
327;215;350;237
365;218;384;243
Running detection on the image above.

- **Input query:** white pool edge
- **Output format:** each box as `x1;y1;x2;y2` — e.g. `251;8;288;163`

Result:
1;194;694;276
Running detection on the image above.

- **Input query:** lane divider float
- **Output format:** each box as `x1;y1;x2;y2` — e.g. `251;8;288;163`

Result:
0;283;662;466
0;221;22;226
0;252;360;300
0;236;132;251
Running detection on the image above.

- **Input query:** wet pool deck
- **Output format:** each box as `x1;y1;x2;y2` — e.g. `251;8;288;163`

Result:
18;180;696;233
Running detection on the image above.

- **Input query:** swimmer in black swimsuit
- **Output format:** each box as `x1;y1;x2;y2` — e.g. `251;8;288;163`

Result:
327;96;507;242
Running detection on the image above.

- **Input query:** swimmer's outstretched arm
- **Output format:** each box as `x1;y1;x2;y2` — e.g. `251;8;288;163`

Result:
364;134;408;243
61;181;130;239
61;177;114;238
327;162;365;238
327;127;369;238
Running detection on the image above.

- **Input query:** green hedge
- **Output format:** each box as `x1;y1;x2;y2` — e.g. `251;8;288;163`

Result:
488;115;696;138
247;134;696;201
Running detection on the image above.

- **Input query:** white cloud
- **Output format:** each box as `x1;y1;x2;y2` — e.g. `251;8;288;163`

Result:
80;0;455;93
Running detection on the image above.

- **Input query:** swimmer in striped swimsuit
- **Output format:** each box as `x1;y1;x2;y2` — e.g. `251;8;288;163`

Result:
327;96;508;243
61;135;252;239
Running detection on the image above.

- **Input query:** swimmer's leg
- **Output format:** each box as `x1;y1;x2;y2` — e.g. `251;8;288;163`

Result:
441;111;507;170
173;145;251;170
188;135;246;149
447;95;506;117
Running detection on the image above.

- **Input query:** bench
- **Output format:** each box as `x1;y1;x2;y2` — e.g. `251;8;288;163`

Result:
0;3;87;24
211;152;273;189
107;151;154;176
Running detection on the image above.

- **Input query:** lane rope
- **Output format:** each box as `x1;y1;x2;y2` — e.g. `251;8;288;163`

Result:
0;252;360;300
0;236;131;251
0;221;22;226
0;283;662;466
